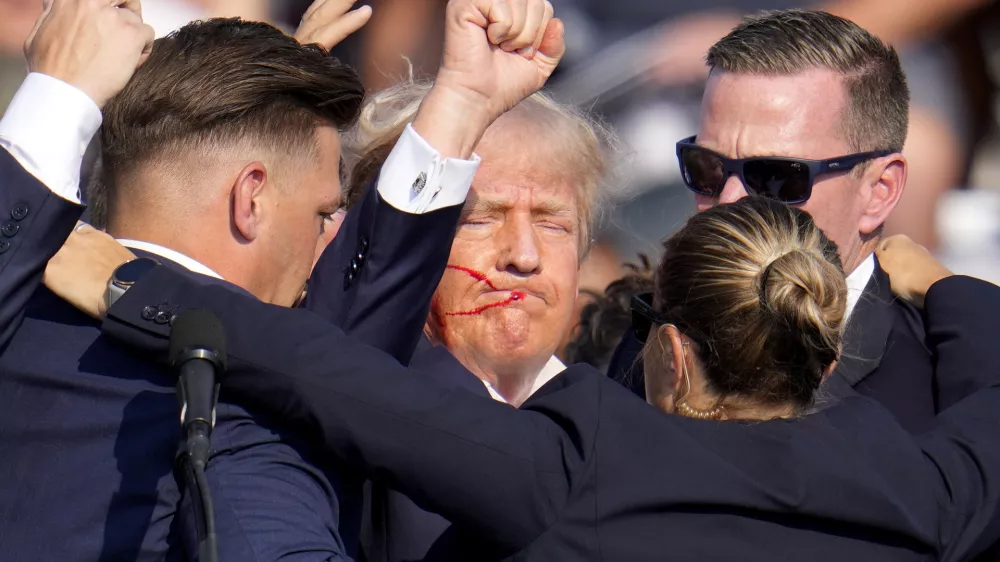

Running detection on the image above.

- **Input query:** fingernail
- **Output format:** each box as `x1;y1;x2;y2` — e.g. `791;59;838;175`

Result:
518;46;535;58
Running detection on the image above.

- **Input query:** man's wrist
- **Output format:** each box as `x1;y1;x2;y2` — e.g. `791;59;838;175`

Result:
412;76;494;160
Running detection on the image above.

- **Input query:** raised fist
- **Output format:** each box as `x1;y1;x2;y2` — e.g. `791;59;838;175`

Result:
25;0;156;108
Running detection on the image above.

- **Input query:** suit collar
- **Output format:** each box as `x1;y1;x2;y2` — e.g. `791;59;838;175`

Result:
125;246;255;299
117;239;223;279
822;256;896;398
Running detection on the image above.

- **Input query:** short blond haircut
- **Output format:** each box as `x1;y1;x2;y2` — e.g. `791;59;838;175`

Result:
341;79;618;257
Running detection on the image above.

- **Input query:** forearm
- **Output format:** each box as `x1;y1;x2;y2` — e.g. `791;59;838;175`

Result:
922;276;1000;408
820;0;989;45
104;267;576;550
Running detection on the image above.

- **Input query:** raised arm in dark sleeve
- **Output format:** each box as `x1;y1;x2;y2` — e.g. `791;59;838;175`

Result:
303;177;461;364
913;276;1000;560
0;148;83;350
102;264;593;554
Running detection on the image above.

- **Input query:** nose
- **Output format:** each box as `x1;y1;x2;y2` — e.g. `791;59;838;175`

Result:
497;216;541;276
717;175;749;204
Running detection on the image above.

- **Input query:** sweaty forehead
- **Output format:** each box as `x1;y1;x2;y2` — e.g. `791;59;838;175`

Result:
697;69;852;160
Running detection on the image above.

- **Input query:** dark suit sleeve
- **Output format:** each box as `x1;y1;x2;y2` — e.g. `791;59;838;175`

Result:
303;179;461;364
0;148;84;350
103;266;594;554
916;276;1000;559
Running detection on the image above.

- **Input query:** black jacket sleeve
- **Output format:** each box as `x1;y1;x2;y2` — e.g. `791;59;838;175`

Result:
302;179;462;364
102;265;596;554
916;276;1000;560
0;148;84;350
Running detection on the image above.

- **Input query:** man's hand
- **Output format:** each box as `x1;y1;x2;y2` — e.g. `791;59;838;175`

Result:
24;0;155;108
413;0;566;159
44;223;136;320
876;234;953;308
294;0;373;51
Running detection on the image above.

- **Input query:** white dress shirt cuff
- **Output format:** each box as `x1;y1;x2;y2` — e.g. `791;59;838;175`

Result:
376;124;481;214
0;73;102;204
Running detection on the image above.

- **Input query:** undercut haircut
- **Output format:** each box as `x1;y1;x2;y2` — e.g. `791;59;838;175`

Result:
93;18;364;228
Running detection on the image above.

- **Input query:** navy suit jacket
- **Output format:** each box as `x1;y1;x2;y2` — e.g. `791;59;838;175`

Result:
361;337;491;562
607;258;978;435
101;268;1000;561
0;158;461;561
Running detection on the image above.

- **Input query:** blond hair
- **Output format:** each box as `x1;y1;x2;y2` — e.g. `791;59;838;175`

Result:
341;79;618;256
657;197;847;410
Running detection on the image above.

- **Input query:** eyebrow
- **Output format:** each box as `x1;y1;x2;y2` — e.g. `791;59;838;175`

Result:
466;199;574;217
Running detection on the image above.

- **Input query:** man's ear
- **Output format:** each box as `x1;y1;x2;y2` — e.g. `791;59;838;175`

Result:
858;154;906;237
232;162;268;242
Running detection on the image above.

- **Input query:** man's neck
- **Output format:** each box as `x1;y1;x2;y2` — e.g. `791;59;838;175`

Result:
461;352;552;407
109;221;233;284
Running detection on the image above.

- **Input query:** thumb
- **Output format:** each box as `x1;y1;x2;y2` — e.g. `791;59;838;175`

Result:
532;18;564;77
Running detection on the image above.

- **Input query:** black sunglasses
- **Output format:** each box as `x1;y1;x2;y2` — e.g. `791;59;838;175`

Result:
631;292;669;342
676;136;892;205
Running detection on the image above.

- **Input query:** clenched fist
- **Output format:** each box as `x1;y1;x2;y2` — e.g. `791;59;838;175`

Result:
25;0;155;108
413;0;566;160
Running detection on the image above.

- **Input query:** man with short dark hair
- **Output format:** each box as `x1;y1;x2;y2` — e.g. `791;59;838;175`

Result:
610;9;988;434
0;0;560;560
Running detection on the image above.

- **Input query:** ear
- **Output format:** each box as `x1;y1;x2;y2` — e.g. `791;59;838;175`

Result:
231;161;269;242
858;154;906;236
664;324;688;394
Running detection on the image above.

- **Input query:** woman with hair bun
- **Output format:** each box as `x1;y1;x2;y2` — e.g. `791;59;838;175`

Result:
50;196;1000;561
638;196;848;420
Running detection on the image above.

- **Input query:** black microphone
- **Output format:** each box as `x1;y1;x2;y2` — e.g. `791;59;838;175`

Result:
171;309;226;467
170;309;226;562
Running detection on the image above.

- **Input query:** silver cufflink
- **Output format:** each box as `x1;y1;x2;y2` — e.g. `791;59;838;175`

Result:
412;172;427;195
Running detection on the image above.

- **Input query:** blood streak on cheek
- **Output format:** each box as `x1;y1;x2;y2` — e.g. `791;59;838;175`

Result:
444;265;525;317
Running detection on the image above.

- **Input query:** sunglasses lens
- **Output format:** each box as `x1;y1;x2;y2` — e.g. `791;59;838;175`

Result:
679;146;725;196
631;309;652;342
743;160;812;203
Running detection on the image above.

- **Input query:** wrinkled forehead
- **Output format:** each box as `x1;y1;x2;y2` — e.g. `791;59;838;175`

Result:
471;139;583;216
697;69;853;160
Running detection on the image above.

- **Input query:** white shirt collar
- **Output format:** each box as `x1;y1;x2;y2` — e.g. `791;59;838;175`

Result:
482;355;566;404
117;239;223;280
845;254;875;320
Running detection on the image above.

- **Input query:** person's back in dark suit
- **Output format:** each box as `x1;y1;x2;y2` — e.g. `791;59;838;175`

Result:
0;17;377;560
594;9;956;436
91;204;1000;562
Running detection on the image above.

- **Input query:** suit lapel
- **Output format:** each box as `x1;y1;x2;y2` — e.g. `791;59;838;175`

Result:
820;259;895;401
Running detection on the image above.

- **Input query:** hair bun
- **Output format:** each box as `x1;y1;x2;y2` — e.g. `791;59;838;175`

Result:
760;249;844;367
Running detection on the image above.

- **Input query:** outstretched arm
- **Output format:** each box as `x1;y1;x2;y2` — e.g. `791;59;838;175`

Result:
103;262;591;554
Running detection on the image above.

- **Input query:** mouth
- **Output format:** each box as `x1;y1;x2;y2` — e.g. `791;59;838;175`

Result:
446;290;530;317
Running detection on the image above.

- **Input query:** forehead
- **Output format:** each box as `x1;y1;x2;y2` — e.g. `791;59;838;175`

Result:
470;134;581;211
697;68;851;159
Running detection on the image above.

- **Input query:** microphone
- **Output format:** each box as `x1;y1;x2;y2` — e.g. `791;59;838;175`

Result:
171;309;226;467
170;309;226;562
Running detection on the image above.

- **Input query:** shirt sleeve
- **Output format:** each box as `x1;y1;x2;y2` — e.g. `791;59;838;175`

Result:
375;123;481;214
0;73;103;204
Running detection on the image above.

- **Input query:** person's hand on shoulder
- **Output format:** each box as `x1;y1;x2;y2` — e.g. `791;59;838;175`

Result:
876;234;953;308
294;0;373;50
25;0;156;108
44;223;136;320
413;0;566;159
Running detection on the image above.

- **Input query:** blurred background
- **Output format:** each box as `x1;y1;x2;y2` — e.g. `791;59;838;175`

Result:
2;0;999;291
